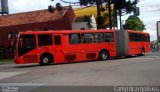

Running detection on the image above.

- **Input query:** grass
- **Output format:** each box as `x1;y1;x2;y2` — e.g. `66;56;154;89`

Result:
0;59;14;62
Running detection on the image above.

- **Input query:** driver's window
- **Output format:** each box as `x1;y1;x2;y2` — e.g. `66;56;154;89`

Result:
20;35;36;49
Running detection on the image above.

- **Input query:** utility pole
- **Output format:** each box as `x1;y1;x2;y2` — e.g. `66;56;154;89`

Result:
97;0;112;29
108;0;112;29
96;0;101;29
113;0;118;28
104;0;112;29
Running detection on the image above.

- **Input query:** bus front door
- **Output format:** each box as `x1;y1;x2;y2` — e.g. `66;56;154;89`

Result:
53;35;64;63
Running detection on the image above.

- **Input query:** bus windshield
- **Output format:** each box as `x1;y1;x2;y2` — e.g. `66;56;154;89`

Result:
18;35;36;56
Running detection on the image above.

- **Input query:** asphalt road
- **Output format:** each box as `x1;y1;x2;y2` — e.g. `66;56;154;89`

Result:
0;52;160;86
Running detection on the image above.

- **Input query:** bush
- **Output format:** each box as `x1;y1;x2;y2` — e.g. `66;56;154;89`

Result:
0;47;6;59
123;15;146;31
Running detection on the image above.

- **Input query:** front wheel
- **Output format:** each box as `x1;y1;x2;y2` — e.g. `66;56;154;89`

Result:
40;55;52;65
99;51;110;61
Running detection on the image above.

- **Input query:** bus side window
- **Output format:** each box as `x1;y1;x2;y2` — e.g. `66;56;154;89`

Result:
148;35;150;42
134;33;138;41
69;33;81;44
145;34;150;42
104;32;114;42
129;33;137;42
135;34;139;41
54;35;61;45
38;34;53;46
81;33;94;43
129;33;132;41
95;33;104;43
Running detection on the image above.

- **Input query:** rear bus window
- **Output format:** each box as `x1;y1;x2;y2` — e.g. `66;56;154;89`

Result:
104;33;114;42
129;33;148;42
54;35;61;45
146;34;150;42
38;34;53;46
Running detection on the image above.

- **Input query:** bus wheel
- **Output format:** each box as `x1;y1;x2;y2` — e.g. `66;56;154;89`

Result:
99;51;109;61
140;48;145;56
40;55;52;65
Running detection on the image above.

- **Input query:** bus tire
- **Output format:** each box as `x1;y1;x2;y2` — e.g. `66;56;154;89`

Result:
99;50;109;61
140;48;145;56
40;54;52;65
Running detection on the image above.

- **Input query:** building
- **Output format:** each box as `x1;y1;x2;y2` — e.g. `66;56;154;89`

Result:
0;6;75;58
72;15;97;30
73;6;115;29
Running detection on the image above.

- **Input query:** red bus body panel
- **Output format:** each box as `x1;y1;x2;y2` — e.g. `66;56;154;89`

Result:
127;30;150;55
15;30;150;64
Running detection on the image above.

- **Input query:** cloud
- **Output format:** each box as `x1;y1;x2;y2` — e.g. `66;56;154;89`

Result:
138;0;160;41
123;0;160;41
8;0;54;13
8;0;79;13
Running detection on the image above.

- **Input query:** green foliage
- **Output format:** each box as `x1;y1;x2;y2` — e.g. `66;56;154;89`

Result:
0;59;13;62
79;0;138;29
123;15;146;31
115;0;137;14
56;3;63;11
97;15;105;25
48;5;55;13
125;0;135;13
0;47;5;59
115;0;126;10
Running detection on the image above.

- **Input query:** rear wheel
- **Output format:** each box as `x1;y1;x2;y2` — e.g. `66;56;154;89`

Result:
40;55;52;65
99;51;109;61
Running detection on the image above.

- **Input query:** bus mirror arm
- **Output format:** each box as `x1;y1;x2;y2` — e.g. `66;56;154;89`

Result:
20;39;23;48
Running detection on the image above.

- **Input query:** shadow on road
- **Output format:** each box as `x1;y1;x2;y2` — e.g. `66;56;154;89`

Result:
110;55;143;61
14;64;41;68
12;54;149;68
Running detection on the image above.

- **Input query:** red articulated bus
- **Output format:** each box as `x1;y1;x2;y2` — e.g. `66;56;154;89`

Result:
15;30;150;65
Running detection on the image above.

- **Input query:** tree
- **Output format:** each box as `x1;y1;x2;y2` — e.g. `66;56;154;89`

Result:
48;3;63;12
79;0;114;29
83;15;93;28
79;0;138;29
115;0;138;29
123;15;145;31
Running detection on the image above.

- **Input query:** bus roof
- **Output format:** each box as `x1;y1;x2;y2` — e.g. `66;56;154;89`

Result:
127;30;149;34
19;29;114;35
19;30;149;35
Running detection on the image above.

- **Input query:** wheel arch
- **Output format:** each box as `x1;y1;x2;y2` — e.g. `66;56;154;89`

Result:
142;47;145;51
40;52;54;63
99;49;110;57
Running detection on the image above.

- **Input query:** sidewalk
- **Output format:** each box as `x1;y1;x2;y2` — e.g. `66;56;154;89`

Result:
149;52;160;56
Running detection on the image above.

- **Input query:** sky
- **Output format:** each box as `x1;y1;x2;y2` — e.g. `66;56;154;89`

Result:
7;0;160;41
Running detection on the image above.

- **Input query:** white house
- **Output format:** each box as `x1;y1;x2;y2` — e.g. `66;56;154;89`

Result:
72;15;97;30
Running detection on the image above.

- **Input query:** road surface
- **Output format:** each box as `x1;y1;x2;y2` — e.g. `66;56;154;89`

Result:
0;52;160;87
